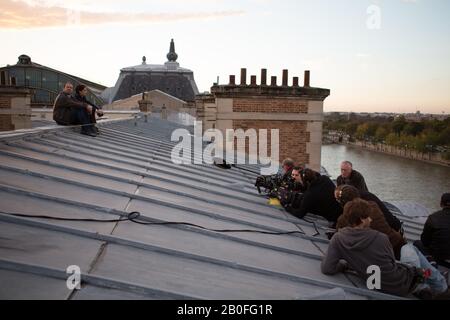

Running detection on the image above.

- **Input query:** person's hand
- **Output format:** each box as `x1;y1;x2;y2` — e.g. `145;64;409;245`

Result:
86;105;93;114
96;109;104;117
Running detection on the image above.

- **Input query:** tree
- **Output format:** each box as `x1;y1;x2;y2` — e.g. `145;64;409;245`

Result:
345;122;358;137
367;122;379;139
403;122;424;136
385;133;399;146
392;116;406;136
438;127;450;147
375;126;388;142
356;123;369;140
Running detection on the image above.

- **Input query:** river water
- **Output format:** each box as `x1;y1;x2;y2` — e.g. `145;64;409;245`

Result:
321;144;450;213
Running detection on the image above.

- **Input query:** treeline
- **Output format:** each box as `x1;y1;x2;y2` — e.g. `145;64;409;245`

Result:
324;115;450;159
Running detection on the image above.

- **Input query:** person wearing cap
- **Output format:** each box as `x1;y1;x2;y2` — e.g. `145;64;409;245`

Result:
414;193;450;266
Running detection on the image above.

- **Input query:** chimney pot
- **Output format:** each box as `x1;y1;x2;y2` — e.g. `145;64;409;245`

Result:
240;68;247;85
0;71;5;86
304;70;310;87
282;69;288;86
270;76;277;86
293;77;299;87
229;75;236;85
261;69;267;86
250;75;257;86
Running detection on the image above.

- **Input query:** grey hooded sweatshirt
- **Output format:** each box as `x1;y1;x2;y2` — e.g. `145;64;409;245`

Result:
321;227;416;296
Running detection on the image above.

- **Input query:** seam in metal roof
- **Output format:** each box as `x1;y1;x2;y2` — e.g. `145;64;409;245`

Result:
0;116;423;300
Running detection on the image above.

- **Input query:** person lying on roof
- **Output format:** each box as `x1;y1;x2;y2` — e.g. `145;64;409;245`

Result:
321;199;448;299
286;168;342;223
334;185;406;260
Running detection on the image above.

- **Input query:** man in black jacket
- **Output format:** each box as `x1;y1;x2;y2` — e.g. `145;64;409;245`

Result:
414;193;450;266
286;169;342;223
53;82;97;136
337;161;368;192
74;84;103;127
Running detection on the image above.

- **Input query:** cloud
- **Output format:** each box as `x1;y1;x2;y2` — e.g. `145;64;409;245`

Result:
0;0;245;29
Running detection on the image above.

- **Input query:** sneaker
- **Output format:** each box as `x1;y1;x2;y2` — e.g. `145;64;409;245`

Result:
433;288;450;300
413;287;433;300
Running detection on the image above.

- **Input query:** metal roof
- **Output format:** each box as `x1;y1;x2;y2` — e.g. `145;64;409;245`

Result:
0;116;425;300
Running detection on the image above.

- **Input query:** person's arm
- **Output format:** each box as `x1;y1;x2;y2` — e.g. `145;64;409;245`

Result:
371;195;402;231
84;97;101;110
289;192;312;219
336;213;349;230
321;236;347;275
56;94;86;109
352;171;368;192
420;217;434;248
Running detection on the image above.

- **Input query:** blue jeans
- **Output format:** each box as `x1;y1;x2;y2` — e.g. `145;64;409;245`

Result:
401;243;448;294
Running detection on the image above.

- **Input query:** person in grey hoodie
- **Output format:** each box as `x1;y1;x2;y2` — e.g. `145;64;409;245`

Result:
322;199;428;297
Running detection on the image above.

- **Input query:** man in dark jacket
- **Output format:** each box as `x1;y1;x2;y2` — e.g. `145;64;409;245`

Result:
337;161;369;192
322;199;448;297
53;82;97;136
414;193;450;266
286;169;342;223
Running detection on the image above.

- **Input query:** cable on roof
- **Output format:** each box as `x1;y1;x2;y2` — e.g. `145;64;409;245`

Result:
0;210;311;237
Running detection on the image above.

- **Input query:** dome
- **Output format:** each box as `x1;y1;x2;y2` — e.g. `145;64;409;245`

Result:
17;55;32;65
105;39;199;103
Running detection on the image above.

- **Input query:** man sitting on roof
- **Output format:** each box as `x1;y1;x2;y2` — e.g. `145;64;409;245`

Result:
321;199;448;299
53;82;97;136
414;193;450;268
74;84;103;134
337;161;369;192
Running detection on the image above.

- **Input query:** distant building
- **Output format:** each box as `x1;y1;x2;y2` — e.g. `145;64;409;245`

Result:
0;54;106;108
103;39;199;105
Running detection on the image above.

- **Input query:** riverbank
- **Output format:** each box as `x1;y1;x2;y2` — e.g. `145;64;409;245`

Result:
323;140;450;167
321;144;450;213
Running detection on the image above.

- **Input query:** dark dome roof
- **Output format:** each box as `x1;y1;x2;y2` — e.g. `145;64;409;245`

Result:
17;55;32;65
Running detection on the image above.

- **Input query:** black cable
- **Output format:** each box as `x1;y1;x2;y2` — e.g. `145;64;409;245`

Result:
301;217;321;237
0;210;307;237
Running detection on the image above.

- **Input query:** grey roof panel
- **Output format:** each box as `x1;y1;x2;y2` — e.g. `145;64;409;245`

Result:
0;269;69;300
0;117;419;300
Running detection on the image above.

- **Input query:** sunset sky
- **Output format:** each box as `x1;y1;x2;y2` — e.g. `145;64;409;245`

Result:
1;0;449;113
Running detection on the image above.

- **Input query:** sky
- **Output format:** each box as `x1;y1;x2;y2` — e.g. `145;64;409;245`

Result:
0;0;449;114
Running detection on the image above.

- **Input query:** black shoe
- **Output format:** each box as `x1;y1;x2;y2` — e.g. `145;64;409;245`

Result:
81;130;97;137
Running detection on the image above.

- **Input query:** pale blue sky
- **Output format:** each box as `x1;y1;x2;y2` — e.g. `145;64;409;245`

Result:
1;0;449;113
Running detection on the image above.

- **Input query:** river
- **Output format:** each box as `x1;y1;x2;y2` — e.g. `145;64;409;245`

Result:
321;144;450;213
